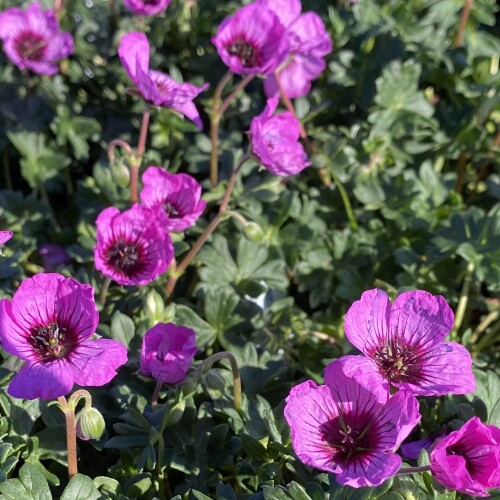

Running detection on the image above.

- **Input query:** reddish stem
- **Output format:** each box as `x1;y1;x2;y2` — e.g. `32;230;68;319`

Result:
57;396;78;479
454;0;474;47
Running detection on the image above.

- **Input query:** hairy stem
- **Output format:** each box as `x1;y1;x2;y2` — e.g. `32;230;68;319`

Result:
129;110;150;202
166;153;250;295
107;139;133;163
202;351;242;414
454;0;474;47
39;182;60;229
209;74;254;184
57;396;78;479
151;380;163;407
274;71;306;139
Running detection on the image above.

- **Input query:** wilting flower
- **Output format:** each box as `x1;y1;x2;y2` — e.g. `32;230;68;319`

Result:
94;204;173;286
285;357;420;487
250;97;310;176
39;243;71;271
211;2;289;76
0;273;127;400
118;32;208;129
0;2;73;75
344;289;475;396
430;417;500;497
140;167;206;232
261;0;332;98
140;323;197;384
123;0;171;16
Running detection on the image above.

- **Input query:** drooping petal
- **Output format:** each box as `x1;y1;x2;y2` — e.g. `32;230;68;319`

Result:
264;59;312;99
123;0;171;16
389;290;454;350
284;380;342;474
395;341;475;396
0;231;13;245
118;32;150;82
337;452;402;488
8;360;74;400
70;339;128;387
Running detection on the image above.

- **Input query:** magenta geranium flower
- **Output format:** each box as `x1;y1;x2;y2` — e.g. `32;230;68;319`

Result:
344;289;475;396
0;273;127;400
118;32;208;129
140;323;197;384
430;417;500;497
140;167;206;232
123;0;171;16
211;2;289;76
261;0;332;98
250;97;310;176
94;204;173;286
285;357;420;487
0;2;73;75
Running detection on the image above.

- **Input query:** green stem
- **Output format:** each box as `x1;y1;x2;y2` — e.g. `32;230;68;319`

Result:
98;276;112;308
57;396;78;479
157;434;168;500
396;465;431;475
331;172;359;231
166;153;250;296
452;261;476;340
130;110;150;203
201;352;242;414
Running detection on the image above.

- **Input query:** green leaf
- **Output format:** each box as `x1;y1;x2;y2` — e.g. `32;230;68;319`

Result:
110;311;135;348
175;305;216;350
18;463;52;500
469;370;500;426
60;474;101;500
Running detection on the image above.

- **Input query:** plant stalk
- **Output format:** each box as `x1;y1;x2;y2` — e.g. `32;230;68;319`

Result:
151;380;163;407
202;351;242;414
107;139;133;163
209;74;254;184
273;71;306;139
166;153;250;295
130;110;150;202
454;0;474;47
452;261;476;340
39;182;60;229
57;396;78;479
396;465;431;475
98;276;112;307
331;172;358;231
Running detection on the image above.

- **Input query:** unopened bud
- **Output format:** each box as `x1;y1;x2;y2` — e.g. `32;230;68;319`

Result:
243;222;266;242
75;407;106;441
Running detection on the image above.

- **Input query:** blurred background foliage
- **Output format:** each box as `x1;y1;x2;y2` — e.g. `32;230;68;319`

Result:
0;0;499;498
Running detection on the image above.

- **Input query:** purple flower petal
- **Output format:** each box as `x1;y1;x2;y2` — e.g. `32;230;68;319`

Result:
344;288;391;356
70;339;128;387
123;0;171;16
8;360;74;400
118;32;150;82
0;231;13;245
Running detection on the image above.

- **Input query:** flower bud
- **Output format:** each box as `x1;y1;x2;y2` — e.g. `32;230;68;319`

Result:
75;407;106;441
243;222;266;242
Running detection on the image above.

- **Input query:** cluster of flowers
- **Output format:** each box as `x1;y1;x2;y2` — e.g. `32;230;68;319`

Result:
0;272;197;400
94;166;206;287
285;289;500;496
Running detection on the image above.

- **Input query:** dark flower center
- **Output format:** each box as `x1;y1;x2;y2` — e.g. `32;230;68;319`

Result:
15;31;47;62
143;0;162;4
226;39;259;68
163;202;181;218
30;322;68;359
106;238;142;275
321;416;372;463
373;341;419;383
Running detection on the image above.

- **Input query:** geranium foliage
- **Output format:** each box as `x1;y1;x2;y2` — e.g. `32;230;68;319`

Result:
0;0;499;498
